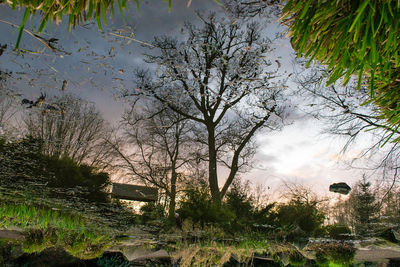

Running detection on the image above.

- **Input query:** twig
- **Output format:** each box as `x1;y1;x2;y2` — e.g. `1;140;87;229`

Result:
109;32;154;48
0;19;53;51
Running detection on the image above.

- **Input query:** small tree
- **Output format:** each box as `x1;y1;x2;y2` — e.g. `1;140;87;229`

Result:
109;100;194;222
350;175;379;236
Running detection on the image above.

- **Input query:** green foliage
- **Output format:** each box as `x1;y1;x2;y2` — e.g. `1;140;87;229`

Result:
325;224;351;240
177;182;234;229
307;242;356;266
288;249;307;266
281;0;400;141
139;202;165;225
275;199;325;237
350;176;379;236
0;201;113;259
6;0;128;48
0;136;110;202
44;155;110;202
225;180;275;234
97;253;130;267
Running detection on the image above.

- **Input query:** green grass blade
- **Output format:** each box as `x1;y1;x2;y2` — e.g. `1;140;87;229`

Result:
135;0;140;13
15;8;30;49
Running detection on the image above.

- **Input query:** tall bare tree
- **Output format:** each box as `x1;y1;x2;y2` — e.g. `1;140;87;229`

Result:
125;13;289;204
23;94;114;169
109;100;194;220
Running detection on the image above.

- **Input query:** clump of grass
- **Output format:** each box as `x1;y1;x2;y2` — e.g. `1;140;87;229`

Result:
307;242;356;266
172;240;267;267
0;201;113;259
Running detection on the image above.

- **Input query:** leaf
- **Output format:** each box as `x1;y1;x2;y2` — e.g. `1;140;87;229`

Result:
117;0;126;23
15;8;31;49
37;13;49;34
348;0;370;33
135;0;140;13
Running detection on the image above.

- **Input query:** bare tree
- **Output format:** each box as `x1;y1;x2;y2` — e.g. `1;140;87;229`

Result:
125;13;289;204
23;94;114;169
109;100;194;220
297;66;400;194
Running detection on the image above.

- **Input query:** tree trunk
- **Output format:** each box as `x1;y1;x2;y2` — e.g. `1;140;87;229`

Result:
207;123;220;205
168;168;177;223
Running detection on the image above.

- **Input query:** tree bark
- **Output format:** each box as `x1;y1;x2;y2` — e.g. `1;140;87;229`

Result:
207;122;221;204
168;167;177;222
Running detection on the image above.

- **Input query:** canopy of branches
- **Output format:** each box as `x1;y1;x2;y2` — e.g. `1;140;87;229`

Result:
281;0;400;141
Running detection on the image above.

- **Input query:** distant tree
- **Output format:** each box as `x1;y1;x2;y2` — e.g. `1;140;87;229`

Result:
350;175;379;236
108;100;193;221
126;13;288;204
23;94;114;169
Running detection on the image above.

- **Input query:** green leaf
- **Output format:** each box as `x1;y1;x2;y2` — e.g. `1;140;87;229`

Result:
15;8;30;49
348;0;369;33
117;0;126;23
37;13;49;34
135;0;140;13
101;1;107;26
299;0;312;20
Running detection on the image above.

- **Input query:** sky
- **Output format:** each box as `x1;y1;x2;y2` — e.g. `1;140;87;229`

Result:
0;0;375;200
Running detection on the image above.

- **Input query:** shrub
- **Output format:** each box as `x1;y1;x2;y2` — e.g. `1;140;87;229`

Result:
325;224;352;240
308;242;356;265
289;249;307;266
177;183;234;230
139;202;165;225
44;155;110;202
275;200;325;237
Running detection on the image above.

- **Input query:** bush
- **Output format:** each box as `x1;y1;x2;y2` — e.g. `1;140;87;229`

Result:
225;180;275;234
177;183;234;230
275;200;325;237
139;202;165;225
325;224;352;240
44;155;110;202
289;249;307;266
308;242;356;266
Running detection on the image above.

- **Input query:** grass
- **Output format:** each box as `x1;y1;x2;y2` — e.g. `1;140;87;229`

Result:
0;201;114;259
172;239;268;266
